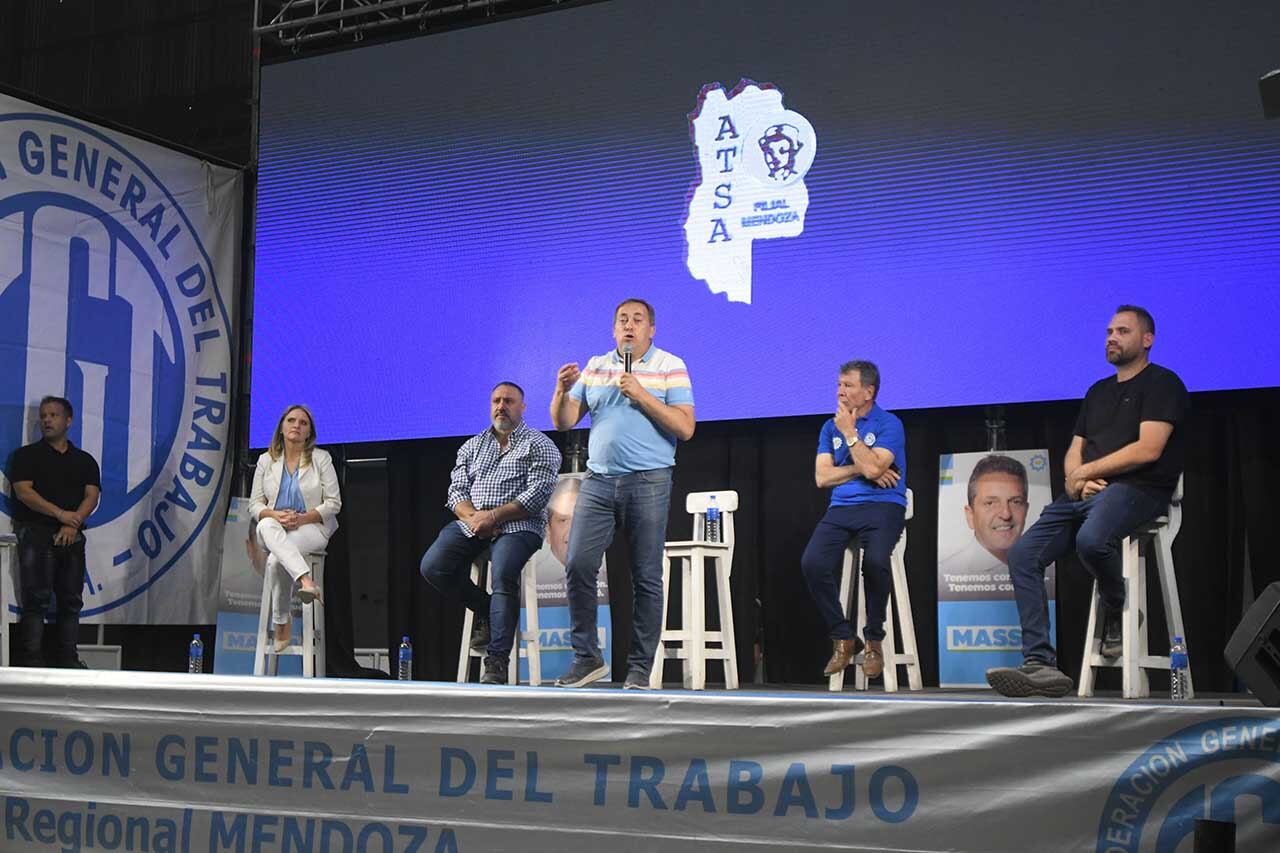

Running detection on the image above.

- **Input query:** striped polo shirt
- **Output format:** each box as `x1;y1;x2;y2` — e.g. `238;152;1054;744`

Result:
569;344;694;475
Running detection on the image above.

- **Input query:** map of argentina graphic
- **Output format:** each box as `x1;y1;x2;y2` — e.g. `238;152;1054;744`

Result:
684;81;817;304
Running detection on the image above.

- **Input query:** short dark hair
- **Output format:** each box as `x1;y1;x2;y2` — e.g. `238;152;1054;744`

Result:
614;298;655;325
838;360;880;400
966;455;1028;506
39;396;73;419
1115;304;1155;336
492;381;525;399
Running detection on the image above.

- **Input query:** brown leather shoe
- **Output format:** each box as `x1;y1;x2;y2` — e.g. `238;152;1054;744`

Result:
822;637;864;676
862;640;884;679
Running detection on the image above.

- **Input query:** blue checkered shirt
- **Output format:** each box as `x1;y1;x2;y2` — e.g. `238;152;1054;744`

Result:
446;421;562;538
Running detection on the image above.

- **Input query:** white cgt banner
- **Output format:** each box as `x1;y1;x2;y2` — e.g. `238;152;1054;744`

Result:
0;93;241;623
1;670;1279;852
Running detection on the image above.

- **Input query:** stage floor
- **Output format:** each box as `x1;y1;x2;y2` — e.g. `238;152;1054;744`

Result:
1;669;1278;852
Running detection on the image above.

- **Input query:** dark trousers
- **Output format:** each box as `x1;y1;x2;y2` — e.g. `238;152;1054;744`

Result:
16;526;86;667
800;502;906;642
1008;483;1168;665
419;522;542;661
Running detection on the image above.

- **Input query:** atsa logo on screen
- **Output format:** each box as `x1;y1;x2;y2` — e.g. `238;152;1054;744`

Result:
0;113;231;615
684;79;817;305
1096;718;1280;851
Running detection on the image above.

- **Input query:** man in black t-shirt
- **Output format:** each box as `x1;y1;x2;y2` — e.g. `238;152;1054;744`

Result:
987;305;1188;698
7;396;101;668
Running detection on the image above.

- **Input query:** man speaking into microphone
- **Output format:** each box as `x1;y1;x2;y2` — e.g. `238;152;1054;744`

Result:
550;298;695;689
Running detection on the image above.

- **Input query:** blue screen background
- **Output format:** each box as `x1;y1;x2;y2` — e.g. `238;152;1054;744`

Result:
253;0;1280;445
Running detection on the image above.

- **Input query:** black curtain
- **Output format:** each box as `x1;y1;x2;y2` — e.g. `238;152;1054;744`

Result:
383;388;1279;691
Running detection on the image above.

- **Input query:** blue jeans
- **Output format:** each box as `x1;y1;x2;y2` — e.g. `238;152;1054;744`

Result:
16;525;86;667
1009;483;1169;665
800;503;906;642
564;467;673;676
419;523;542;661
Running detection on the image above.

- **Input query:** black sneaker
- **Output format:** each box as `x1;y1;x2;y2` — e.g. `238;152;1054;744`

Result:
480;656;508;685
1100;607;1123;658
469;617;490;652
555;656;609;688
623;670;654;690
1099;607;1142;658
986;662;1073;698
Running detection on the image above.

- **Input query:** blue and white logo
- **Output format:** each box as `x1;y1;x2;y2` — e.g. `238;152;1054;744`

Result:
685;80;816;304
0;111;232;617
1097;717;1280;851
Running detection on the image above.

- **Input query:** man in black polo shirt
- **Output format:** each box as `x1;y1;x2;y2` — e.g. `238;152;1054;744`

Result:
7;396;101;667
987;305;1188;697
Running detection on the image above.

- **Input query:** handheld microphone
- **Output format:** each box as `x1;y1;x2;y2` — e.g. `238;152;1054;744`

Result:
623;342;633;373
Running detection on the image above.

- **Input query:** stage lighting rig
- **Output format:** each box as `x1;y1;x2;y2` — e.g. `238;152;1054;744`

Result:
253;0;574;55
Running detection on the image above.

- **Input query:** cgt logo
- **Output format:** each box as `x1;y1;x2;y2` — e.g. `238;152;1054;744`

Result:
947;625;1022;651
0;112;231;617
1097;718;1280;851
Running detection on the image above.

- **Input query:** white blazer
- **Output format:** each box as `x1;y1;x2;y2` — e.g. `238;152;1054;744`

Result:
247;447;342;537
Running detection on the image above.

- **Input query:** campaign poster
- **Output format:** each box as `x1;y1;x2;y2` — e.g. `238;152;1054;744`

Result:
520;472;611;682
213;496;302;675
937;450;1056;687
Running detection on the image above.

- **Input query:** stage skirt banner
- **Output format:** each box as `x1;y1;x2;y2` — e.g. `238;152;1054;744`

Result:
0;670;1278;852
0;93;241;623
937;450;1057;686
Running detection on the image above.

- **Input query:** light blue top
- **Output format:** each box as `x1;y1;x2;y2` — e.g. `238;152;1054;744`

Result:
274;462;308;513
569;344;694;475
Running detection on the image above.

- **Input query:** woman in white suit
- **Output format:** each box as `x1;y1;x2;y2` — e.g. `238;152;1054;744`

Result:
247;404;341;651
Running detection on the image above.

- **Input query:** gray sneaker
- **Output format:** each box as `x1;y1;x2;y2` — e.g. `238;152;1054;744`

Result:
986;662;1073;698
555;656;609;688
623;670;654;690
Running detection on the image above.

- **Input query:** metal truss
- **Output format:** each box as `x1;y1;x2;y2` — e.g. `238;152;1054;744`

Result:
253;0;559;50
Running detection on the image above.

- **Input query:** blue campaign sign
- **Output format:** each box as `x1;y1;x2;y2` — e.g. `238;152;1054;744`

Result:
936;450;1056;687
212;610;303;677
937;600;1057;687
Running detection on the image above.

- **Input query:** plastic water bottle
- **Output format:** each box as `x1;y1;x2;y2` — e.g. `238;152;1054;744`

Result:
187;634;204;674
1170;636;1190;701
397;636;413;681
705;495;721;543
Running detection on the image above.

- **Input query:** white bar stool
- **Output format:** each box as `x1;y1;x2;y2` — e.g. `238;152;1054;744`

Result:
253;551;326;678
456;552;542;685
828;489;921;692
651;491;739;690
1079;476;1189;699
1;533;16;667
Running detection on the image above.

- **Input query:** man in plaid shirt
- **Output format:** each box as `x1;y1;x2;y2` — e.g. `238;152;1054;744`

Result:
419;382;562;683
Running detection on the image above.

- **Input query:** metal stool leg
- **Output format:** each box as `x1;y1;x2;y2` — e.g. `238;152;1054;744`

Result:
521;561;542;686
714;552;739;690
1154;529;1193;698
649;554;673;689
253;560;274;676
828;548;857;691
1078;580;1102;697
891;535;923;690
456;559;484;682
307;555;326;679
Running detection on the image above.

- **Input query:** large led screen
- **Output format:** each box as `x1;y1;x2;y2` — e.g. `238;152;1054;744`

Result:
253;0;1280;444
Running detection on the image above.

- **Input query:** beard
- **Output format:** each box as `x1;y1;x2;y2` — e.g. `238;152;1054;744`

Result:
1106;344;1143;366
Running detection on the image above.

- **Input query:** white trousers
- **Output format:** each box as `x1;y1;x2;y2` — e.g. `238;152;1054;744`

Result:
256;518;330;625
